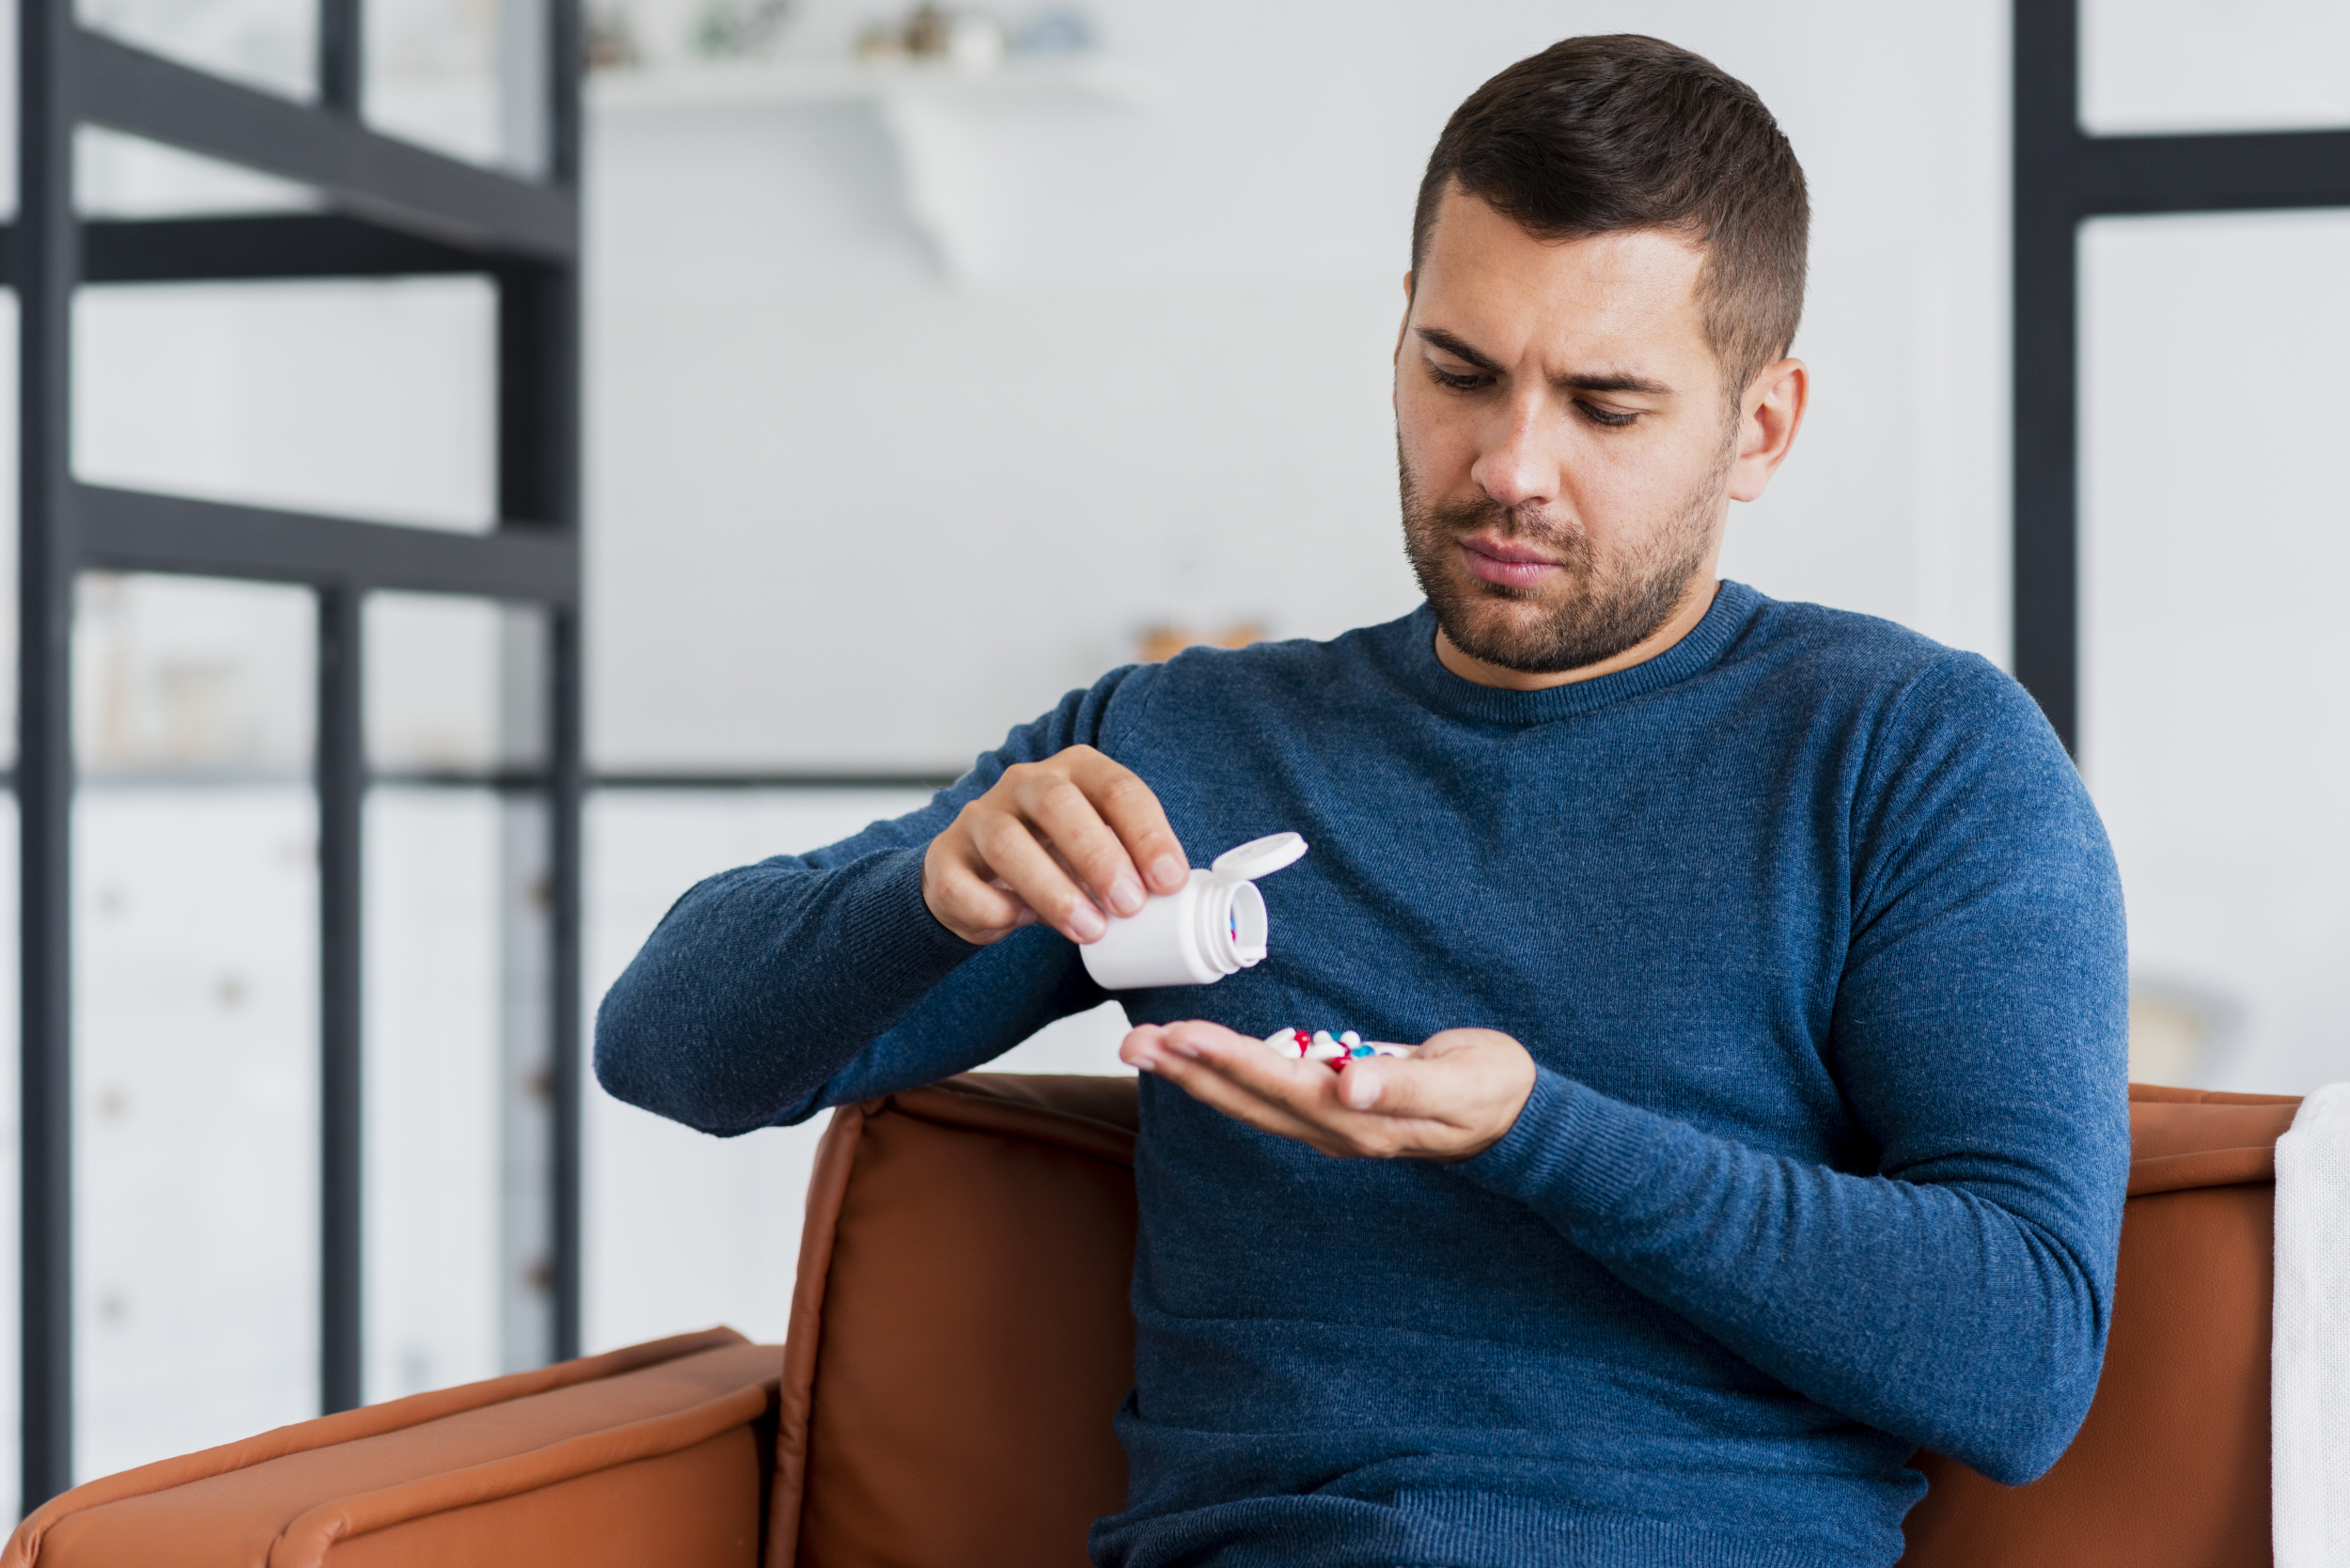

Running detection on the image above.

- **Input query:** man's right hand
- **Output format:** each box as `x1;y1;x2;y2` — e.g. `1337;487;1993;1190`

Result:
921;745;1191;946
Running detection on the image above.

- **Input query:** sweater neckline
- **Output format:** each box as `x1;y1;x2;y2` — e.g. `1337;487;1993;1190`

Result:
1393;580;1761;727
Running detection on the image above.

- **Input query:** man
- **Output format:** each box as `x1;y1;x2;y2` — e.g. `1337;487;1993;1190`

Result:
598;34;2127;1568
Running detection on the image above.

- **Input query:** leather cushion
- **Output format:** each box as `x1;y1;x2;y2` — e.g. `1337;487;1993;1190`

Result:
7;1329;779;1568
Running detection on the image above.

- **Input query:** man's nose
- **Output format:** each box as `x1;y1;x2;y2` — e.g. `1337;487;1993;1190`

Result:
1468;398;1557;510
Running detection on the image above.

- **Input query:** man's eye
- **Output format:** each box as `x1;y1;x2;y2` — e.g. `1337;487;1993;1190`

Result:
1578;402;1638;429
1429;365;1490;391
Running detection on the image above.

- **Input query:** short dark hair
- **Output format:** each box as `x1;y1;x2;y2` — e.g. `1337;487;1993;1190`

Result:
1412;35;1809;394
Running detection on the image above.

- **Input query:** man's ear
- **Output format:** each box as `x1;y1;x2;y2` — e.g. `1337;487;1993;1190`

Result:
1393;271;1415;365
1729;357;1809;504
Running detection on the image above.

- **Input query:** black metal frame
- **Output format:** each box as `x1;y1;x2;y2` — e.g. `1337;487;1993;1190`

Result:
14;0;583;1507
2012;0;2350;752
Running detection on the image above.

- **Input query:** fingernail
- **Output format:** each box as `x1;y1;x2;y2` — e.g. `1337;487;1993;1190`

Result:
1165;1031;1200;1059
1108;876;1145;916
1150;855;1186;889
1068;902;1106;942
1343;1071;1380;1110
1013;907;1038;928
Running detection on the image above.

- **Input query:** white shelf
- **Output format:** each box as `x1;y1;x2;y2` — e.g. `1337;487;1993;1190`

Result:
587;55;1162;114
588;55;1162;281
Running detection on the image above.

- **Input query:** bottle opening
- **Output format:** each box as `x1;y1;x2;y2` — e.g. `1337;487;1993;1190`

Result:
1230;881;1268;965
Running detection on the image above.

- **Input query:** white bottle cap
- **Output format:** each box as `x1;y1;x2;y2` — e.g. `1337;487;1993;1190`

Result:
1209;832;1308;884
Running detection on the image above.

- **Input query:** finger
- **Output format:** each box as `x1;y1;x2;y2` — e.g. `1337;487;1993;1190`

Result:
968;809;1106;941
1124;1021;1212;1075
1164;1022;1365;1111
1065;749;1190;895
942;876;1031;937
1339;1059;1388;1111
1119;1023;1177;1071
923;834;1033;941
1339;1053;1498;1127
1154;1025;1399;1143
1152;1018;1270;1059
985;876;1041;929
1176;1026;1476;1149
1016;769;1148;917
1155;1023;1515;1160
942;845;1032;926
1164;1046;1472;1160
1142;1047;1350;1152
1132;1023;1340;1124
1337;1057;1449;1117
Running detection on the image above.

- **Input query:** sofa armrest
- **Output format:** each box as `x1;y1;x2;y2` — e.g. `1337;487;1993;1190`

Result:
1897;1087;2300;1567
5;1327;780;1568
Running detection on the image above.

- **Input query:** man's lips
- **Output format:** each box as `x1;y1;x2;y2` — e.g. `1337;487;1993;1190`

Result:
1458;534;1564;588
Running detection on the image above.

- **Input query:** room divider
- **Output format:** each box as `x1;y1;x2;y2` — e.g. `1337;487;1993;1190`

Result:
8;0;585;1509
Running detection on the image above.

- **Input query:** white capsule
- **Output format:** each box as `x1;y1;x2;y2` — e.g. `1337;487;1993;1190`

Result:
1305;1042;1345;1062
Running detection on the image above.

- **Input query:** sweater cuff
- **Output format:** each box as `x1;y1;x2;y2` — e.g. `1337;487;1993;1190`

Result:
1455;1065;1668;1222
838;845;982;995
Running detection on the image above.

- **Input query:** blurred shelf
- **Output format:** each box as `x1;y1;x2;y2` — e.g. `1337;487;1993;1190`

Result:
586;55;1163;282
586;55;1163;114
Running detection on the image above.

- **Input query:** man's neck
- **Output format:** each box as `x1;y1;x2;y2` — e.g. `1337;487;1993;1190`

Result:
1434;576;1724;692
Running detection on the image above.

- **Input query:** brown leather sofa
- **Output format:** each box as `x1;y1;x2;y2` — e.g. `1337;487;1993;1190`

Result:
4;1076;2297;1567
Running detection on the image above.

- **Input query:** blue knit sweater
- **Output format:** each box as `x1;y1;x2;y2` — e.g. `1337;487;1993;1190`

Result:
595;583;2130;1568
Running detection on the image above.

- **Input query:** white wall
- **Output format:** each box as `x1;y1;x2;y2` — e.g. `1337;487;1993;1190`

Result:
583;0;2013;771
2082;0;2350;134
2080;209;2350;1098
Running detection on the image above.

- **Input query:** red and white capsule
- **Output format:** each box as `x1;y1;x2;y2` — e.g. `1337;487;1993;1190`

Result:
1261;1027;1417;1072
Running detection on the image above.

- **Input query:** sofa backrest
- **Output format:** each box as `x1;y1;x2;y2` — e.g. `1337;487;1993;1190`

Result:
769;1074;1139;1568
769;1075;2298;1568
1898;1085;2300;1568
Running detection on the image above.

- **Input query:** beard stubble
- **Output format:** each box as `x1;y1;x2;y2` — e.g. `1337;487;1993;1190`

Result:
1399;431;1733;675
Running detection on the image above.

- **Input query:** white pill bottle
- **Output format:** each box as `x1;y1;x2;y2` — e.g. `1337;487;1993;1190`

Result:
1079;831;1308;990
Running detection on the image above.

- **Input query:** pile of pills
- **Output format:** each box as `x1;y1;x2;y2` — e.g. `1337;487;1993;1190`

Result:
1261;1027;1414;1072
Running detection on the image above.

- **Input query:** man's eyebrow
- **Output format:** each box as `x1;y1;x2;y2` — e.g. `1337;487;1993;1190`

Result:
1416;328;1672;397
1556;370;1674;397
1414;327;1501;372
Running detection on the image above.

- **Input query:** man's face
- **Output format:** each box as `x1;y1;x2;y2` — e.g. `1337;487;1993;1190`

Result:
1394;187;1737;677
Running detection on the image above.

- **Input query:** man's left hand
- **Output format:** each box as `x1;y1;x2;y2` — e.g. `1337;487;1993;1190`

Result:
1120;1021;1537;1160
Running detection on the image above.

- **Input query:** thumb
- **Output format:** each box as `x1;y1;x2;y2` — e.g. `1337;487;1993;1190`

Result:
1340;1057;1448;1117
1340;1061;1386;1110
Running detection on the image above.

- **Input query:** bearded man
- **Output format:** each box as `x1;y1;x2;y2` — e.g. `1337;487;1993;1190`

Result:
597;34;2128;1568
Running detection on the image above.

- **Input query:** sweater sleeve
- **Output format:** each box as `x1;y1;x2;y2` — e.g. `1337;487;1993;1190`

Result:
1456;654;2131;1486
592;665;1157;1135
